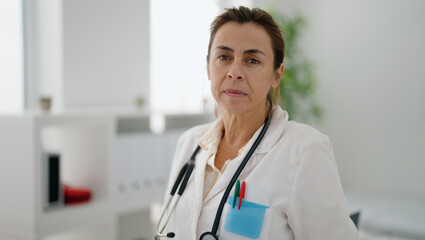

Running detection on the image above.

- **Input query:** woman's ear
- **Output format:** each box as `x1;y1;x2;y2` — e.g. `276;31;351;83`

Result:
272;63;284;88
206;56;211;81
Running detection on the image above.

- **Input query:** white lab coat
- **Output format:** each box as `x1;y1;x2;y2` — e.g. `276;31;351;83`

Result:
163;107;359;240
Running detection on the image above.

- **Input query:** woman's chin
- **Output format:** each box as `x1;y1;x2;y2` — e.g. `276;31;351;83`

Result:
218;104;259;117
218;104;246;116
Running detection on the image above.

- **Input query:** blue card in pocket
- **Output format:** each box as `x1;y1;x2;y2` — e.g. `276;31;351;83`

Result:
224;196;269;239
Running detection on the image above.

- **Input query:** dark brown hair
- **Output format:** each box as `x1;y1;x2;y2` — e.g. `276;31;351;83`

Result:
207;6;285;108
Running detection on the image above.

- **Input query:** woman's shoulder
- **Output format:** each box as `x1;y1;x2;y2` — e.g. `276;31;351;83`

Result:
280;120;333;161
273;107;329;145
285;120;328;142
272;107;331;153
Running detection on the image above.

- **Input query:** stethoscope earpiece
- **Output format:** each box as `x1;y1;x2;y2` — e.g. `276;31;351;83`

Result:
154;232;175;239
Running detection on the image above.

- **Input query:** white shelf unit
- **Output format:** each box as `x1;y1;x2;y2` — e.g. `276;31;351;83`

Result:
0;113;116;240
114;113;213;215
113;113;213;239
0;110;213;240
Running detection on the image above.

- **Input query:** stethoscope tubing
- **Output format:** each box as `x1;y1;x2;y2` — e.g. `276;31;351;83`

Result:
156;146;201;236
171;145;201;196
210;116;271;235
156;116;271;239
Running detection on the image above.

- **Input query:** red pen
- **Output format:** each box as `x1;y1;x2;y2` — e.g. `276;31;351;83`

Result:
238;181;246;210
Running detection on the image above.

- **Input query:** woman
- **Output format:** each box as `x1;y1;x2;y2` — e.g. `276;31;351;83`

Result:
157;6;359;240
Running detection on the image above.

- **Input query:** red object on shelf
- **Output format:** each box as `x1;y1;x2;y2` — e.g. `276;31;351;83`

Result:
63;184;91;205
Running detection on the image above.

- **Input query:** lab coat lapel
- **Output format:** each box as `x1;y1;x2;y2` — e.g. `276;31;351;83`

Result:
202;107;289;204
202;152;262;204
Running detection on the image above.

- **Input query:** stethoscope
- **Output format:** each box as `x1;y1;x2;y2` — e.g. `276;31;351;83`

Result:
155;115;271;240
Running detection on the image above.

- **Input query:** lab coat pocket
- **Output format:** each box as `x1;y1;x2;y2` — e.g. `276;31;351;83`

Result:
219;183;271;240
225;196;268;239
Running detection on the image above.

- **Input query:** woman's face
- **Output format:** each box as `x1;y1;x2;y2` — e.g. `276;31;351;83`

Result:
208;22;283;116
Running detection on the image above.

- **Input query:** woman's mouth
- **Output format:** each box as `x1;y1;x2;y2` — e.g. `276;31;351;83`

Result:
223;89;247;97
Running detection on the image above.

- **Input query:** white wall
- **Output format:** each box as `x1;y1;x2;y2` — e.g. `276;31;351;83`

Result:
150;0;218;113
34;0;63;110
28;0;150;111
63;0;150;109
0;1;24;113
254;0;425;198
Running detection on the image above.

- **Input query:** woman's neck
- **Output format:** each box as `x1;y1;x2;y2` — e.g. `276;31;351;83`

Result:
220;106;268;149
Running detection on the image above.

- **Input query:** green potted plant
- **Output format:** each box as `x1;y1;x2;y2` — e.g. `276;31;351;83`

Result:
267;9;322;122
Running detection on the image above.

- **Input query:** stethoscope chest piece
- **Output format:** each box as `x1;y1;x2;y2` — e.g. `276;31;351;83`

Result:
199;232;219;240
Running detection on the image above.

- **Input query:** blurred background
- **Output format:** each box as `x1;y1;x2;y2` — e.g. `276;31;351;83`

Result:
0;0;424;239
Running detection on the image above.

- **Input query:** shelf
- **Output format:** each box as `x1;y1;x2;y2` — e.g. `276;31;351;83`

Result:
38;200;111;237
115;132;166;214
0;114;116;240
0;110;211;239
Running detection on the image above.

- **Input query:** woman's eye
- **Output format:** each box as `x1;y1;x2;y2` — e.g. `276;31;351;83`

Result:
218;55;230;61
248;58;260;64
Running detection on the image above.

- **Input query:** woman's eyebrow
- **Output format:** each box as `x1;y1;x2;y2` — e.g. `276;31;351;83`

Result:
216;46;233;52
216;46;266;56
244;49;266;56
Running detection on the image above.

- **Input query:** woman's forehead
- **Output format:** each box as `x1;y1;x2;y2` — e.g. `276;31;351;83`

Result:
211;22;273;54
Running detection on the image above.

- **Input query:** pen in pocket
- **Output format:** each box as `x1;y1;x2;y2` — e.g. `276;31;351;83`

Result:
238;181;246;210
232;180;240;208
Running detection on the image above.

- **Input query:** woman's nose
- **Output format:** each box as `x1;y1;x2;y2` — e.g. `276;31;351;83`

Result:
227;61;244;80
